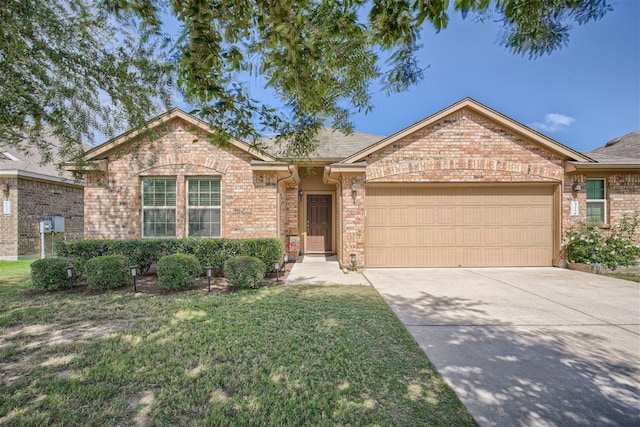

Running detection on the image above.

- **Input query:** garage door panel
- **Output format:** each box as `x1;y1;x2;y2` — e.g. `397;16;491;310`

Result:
419;248;458;267
483;207;503;224
482;227;504;245
365;186;554;267
389;228;412;246
390;207;411;225
367;207;388;226
462;227;483;245
463;207;482;225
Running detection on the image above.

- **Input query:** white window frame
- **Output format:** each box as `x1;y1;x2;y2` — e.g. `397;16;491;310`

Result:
586;178;607;224
141;178;177;238
186;177;222;238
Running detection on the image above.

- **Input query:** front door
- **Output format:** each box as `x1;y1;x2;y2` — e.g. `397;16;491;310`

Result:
307;195;332;252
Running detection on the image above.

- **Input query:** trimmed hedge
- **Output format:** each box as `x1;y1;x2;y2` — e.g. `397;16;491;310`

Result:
31;257;74;291
56;238;282;277
157;253;202;291
224;256;267;290
84;255;129;290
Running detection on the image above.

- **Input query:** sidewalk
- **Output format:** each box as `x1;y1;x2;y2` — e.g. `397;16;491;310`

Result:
284;255;370;286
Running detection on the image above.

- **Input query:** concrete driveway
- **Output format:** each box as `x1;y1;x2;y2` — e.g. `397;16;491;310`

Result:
364;267;640;427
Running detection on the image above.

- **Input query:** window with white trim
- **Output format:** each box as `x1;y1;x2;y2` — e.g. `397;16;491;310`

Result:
586;178;606;223
142;178;176;237
187;178;221;237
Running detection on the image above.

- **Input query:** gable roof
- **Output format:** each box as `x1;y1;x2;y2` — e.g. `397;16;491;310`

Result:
81;108;276;163
261;128;384;161
341;97;593;164
567;131;640;172
0;133;80;185
589;131;640;160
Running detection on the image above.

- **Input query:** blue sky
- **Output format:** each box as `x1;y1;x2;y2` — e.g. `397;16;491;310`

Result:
172;1;639;154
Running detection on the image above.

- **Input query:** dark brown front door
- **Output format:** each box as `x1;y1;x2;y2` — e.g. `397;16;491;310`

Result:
307;195;332;252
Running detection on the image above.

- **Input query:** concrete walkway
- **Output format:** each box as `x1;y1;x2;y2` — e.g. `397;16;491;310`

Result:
284;255;369;285
365;267;640;427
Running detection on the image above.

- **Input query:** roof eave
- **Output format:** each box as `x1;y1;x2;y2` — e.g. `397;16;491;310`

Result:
83;108;276;162
566;162;640;173
0;169;83;186
325;162;367;180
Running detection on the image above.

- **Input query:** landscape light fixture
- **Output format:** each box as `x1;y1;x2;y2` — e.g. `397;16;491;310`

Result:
273;259;280;282
65;266;74;289
205;266;213;292
129;265;138;292
350;253;357;271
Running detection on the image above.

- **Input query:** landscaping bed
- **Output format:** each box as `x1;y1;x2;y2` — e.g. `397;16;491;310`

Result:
24;262;295;296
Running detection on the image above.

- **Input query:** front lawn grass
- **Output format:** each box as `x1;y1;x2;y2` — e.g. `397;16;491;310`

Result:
0;262;475;426
600;272;640;283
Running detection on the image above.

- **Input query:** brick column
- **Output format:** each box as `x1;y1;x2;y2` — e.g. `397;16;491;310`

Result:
341;173;365;267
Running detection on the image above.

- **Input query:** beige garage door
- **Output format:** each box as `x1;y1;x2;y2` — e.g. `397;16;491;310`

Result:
365;186;554;267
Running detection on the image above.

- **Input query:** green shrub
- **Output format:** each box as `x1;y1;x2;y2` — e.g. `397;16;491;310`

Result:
30;257;74;291
84;255;129;290
157;253;202;291
56;237;283;276
242;239;282;270
565;215;640;269
224;256;267;290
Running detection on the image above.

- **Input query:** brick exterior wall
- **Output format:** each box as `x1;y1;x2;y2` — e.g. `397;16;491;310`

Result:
83;118;278;240
565;172;640;244
0;176;83;259
340;174;364;267
336;108;639;267
365;110;565;183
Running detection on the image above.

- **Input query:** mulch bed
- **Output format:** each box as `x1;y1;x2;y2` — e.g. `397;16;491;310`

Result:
24;262;294;296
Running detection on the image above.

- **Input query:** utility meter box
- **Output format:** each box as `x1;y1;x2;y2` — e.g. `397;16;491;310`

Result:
39;220;52;233
52;216;65;232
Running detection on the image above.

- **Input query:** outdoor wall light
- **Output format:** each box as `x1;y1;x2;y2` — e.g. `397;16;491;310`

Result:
129;265;138;292
65;266;74;289
204;266;213;292
298;189;304;197
572;183;582;192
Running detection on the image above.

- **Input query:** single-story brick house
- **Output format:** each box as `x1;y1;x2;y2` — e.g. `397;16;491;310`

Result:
0;138;84;260
65;98;640;268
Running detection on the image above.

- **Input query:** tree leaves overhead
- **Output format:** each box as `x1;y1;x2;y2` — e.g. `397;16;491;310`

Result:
1;0;611;161
105;0;610;159
497;0;611;58
0;0;174;163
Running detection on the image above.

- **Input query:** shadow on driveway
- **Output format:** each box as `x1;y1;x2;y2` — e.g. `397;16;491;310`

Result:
366;268;640;427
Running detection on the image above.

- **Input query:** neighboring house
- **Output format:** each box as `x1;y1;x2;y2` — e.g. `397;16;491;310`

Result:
64;98;640;269
0;138;84;260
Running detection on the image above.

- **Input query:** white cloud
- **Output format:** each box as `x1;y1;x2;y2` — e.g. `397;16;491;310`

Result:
529;113;575;133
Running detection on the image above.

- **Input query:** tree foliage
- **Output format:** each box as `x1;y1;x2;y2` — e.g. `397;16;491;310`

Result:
104;0;610;158
0;0;174;163
2;0;611;161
